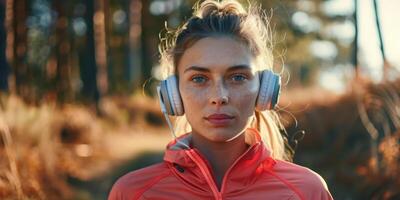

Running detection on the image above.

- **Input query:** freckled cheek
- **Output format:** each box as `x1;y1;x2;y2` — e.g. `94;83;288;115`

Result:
232;84;259;112
180;87;208;109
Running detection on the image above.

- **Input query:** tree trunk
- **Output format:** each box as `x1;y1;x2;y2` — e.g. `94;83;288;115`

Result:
373;0;390;80
352;0;359;79
0;0;10;92
79;0;100;107
94;0;108;97
129;0;142;91
4;0;14;93
12;0;29;101
51;0;73;103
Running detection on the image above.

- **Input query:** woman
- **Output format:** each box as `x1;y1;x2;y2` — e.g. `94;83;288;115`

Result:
109;0;333;199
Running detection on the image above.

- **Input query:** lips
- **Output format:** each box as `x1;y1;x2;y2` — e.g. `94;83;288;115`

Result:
206;114;234;119
205;113;234;126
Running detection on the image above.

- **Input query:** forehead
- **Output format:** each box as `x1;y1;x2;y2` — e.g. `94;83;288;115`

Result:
177;37;255;73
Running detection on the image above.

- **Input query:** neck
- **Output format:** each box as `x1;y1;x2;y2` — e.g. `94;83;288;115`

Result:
191;131;249;190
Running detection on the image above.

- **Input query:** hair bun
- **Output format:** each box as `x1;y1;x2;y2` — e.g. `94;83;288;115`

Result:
196;0;247;18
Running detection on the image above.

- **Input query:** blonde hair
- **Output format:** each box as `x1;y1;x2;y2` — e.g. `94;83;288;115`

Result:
158;0;292;161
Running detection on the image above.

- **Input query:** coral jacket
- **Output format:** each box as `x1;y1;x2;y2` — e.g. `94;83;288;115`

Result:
108;128;333;200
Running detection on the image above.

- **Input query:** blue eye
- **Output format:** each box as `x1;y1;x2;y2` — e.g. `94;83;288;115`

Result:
231;74;247;82
191;76;207;84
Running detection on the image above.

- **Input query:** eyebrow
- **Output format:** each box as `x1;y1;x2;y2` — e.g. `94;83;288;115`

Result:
183;65;251;74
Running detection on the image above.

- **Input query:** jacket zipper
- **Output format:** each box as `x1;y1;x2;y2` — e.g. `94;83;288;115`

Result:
186;150;222;200
220;145;255;194
185;145;256;200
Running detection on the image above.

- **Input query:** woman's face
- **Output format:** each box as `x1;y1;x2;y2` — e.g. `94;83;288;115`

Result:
177;36;260;142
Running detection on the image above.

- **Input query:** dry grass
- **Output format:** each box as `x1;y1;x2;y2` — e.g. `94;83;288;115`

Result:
0;94;171;200
280;80;400;199
0;95;106;199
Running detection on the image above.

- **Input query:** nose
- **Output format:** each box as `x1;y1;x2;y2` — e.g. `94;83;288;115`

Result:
209;80;229;105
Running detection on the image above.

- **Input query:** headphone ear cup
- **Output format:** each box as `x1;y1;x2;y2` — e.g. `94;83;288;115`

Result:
255;70;281;111
159;75;184;116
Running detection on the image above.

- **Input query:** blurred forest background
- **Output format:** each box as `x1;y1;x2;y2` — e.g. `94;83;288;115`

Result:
0;0;399;199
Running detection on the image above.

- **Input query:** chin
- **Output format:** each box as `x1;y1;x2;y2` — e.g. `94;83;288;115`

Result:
203;128;244;142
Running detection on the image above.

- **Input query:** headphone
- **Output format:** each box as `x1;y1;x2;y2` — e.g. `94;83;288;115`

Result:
157;69;281;116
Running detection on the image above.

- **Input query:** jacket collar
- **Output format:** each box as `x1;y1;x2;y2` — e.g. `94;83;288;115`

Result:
163;128;276;192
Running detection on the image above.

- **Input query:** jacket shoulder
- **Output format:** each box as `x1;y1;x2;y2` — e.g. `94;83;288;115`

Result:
272;160;333;200
108;162;171;200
